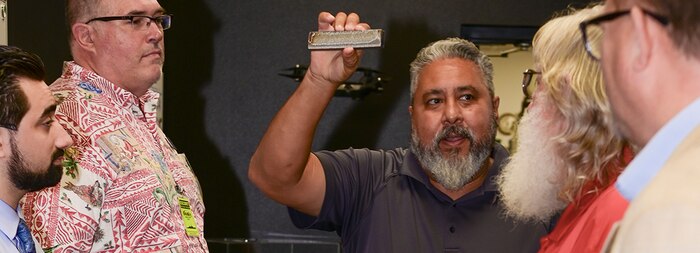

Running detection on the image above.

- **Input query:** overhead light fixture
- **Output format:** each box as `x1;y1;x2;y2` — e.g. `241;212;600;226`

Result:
461;24;539;57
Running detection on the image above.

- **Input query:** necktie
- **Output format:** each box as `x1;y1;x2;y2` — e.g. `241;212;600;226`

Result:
15;218;36;253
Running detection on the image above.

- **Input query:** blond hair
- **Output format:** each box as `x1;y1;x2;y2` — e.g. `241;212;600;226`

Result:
533;4;628;202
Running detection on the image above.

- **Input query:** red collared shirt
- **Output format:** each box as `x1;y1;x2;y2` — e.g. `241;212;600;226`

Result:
21;62;208;253
538;148;634;253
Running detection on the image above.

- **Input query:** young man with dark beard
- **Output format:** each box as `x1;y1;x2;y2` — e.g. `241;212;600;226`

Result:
497;5;633;253
249;11;547;253
0;46;74;253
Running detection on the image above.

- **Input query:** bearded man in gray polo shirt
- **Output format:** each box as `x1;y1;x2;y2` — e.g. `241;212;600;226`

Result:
249;11;548;253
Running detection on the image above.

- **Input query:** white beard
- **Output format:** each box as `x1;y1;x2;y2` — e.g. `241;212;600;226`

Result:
496;103;567;222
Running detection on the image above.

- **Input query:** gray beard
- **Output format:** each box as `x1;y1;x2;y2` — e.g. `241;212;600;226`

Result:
410;121;495;191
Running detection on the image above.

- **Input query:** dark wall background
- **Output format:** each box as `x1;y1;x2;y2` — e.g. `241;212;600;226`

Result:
11;0;590;248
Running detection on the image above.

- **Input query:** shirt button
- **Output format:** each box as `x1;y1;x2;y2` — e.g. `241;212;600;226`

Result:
449;226;455;233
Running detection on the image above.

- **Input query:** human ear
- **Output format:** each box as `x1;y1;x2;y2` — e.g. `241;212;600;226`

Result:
559;74;574;95
72;23;97;53
0;128;12;159
629;7;653;70
492;96;500;118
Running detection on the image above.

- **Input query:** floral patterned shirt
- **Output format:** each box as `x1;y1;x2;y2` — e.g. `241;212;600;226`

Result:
21;62;208;253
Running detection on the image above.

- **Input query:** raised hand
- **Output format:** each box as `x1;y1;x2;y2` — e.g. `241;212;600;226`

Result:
305;12;371;88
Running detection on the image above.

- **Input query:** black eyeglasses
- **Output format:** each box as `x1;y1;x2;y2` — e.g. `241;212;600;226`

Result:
579;9;668;61
522;69;541;99
86;14;172;31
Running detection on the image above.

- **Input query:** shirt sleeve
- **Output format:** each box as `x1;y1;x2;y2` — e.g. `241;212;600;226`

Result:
289;148;403;236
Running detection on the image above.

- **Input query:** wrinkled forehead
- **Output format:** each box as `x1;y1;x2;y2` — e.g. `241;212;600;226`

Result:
416;59;488;91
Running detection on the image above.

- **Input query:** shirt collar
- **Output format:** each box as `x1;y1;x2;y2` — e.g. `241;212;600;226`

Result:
0;200;19;239
616;97;700;200
61;61;161;122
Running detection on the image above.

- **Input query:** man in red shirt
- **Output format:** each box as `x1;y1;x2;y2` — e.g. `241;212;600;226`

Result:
497;5;633;253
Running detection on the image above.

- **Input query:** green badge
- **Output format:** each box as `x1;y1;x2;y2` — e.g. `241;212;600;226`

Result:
178;196;200;237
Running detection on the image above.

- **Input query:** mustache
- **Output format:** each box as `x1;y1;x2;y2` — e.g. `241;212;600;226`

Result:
52;149;65;162
434;124;474;144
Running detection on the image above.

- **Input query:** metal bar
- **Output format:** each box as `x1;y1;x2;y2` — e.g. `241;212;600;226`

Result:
308;29;384;50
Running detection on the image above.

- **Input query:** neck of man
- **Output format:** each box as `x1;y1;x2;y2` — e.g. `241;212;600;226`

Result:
430;157;493;200
0;178;24;209
73;56;152;98
635;47;700;147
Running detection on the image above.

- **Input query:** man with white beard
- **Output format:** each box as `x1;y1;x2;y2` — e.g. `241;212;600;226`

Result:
249;12;547;253
497;5;633;253
498;94;566;222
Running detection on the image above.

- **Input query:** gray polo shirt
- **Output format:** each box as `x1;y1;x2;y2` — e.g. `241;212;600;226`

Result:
289;144;547;253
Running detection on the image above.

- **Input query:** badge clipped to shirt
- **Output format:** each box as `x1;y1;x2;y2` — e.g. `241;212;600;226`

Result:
178;196;200;237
